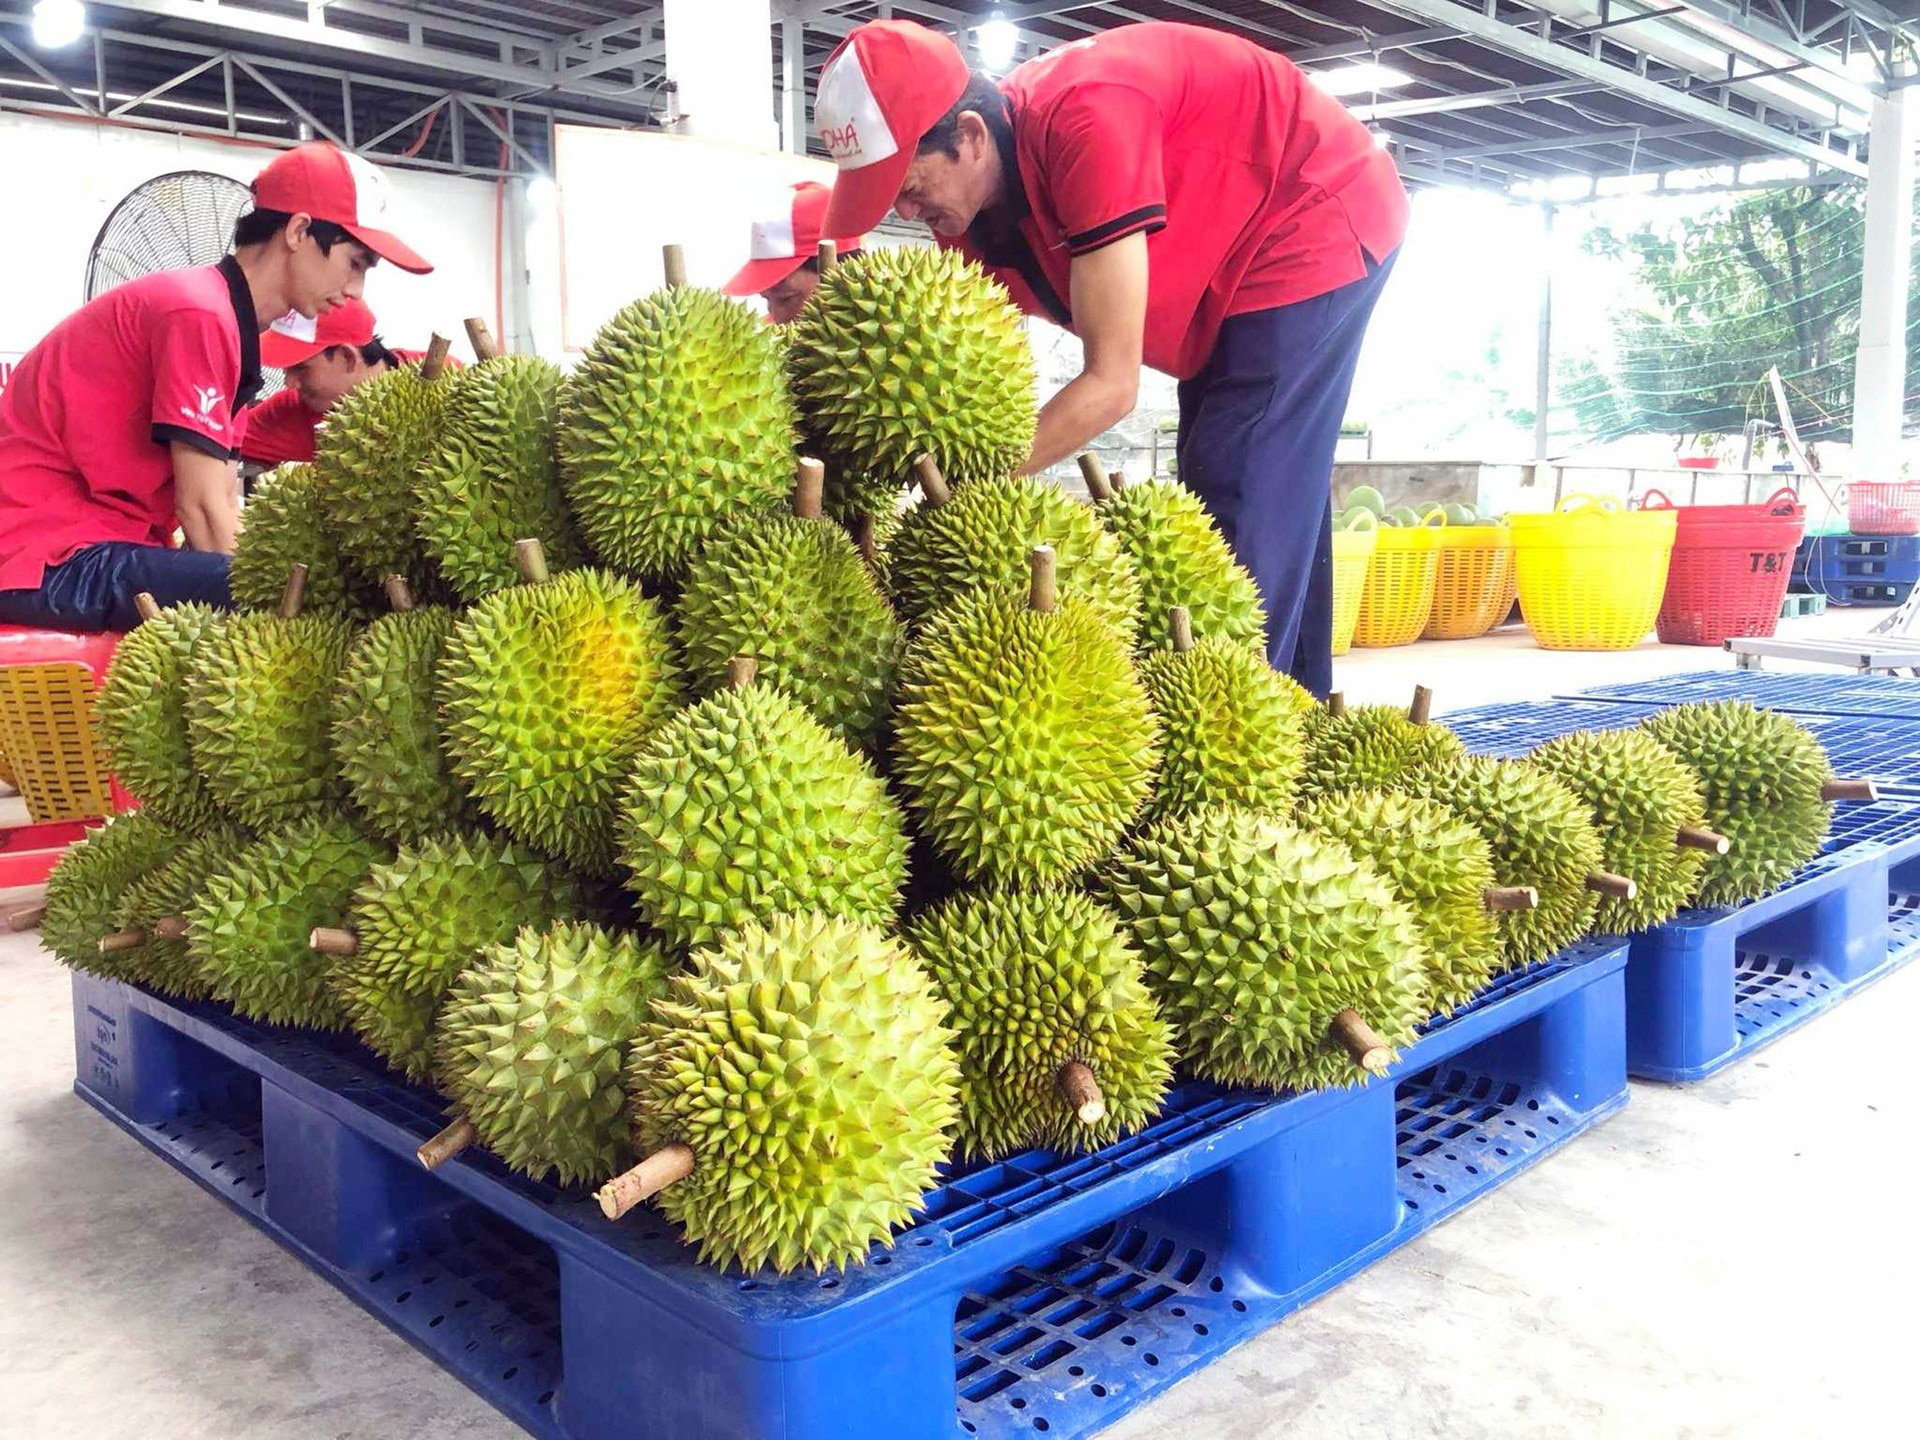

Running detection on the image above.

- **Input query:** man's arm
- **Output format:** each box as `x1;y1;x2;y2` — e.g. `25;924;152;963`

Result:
171;440;240;553
1019;231;1148;475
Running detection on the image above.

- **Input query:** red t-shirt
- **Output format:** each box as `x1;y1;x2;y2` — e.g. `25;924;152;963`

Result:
0;258;261;591
236;348;435;468
945;24;1411;380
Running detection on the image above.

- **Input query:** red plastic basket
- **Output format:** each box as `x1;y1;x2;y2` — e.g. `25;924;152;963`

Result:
1846;481;1920;536
1636;487;1805;646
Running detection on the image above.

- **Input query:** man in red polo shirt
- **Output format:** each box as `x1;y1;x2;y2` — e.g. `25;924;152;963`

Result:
0;142;431;632
721;181;867;324
814;20;1408;695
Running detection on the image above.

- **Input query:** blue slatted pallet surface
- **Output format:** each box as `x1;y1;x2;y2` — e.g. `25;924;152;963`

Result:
71;940;1628;1440
1566;670;1920;720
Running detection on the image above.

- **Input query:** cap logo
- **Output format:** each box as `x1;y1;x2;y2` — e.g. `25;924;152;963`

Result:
749;215;799;261
814;45;898;172
271;309;317;342
340;150;392;224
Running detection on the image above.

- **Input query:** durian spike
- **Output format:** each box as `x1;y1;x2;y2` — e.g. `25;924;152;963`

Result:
1029;546;1057;613
383;575;417;613
1327;691;1347;718
794;458;826;520
1585;871;1638;901
277;563;309;620
1483;886;1539;912
854;514;879;569
134;592;162;623
595;1143;696;1220
151;915;191;941
1169;606;1195;653
463;317;501;362
309;926;359;957
97;929;146;955
420;333;452;381
1329;1008;1394;1076
726;655;758;690
662;244;688;288
1056;1060;1106;1125
1077;453;1114;501
1676;825;1731;855
1822;778;1878;803
417;1118;477;1170
7;902;46;932
914;454;952;507
1409;685;1434;726
514;538;551;585
816;239;838;274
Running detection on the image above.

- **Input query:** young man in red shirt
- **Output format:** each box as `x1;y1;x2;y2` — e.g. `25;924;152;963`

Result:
721;180;867;324
814;20;1408;695
240;298;436;469
0;142;431;632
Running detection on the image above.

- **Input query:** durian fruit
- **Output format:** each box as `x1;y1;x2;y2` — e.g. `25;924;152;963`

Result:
905;888;1173;1159
42;810;177;971
597;912;960;1275
1531;728;1719;932
893;549;1160;887
1640;700;1857;908
1079;457;1264;652
184;567;357;831
230;463;371;616
1297;788;1503;1017
1137;607;1313;822
438;542;682;875
421;921;677;1186
94;596;225;830
190;815;390;1028
1100;805;1429;1091
1297;687;1467;803
617;657;908;950
331;577;472;845
1403;756;1610;967
559;250;796;580
414;321;581;603
886;459;1142;643
101;823;252;999
673;460;903;747
788;246;1036;495
325;831;590;1082
314;338;454;597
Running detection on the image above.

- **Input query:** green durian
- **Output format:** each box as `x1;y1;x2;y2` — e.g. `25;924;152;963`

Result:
95;601;225;830
1298;697;1467;803
313;356;452;597
107;823;252;999
42;810;177;971
230;464;371;616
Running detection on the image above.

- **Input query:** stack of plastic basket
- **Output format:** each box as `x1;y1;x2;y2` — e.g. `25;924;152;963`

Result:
1636;486;1804;645
1352;511;1446;648
1846;480;1920;536
1423;522;1515;640
1329;511;1379;656
1508;496;1677;650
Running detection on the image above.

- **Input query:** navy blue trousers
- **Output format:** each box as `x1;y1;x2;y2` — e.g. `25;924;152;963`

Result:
1177;252;1396;697
0;542;231;633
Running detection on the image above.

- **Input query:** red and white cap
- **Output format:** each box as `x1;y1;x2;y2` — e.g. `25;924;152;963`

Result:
259;296;378;368
815;20;970;238
251;142;434;275
722;182;867;296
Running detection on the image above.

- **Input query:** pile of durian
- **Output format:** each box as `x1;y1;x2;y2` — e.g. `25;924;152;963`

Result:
46;245;1876;1277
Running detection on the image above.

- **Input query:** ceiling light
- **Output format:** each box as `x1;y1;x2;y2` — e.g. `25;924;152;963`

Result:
976;14;1018;73
31;0;86;50
1309;63;1412;99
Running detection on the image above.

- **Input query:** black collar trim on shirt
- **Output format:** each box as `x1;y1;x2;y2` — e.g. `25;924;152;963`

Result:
217;254;264;411
967;88;1073;328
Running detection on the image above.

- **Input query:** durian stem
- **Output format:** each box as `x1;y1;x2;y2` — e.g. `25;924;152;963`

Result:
420;333;452;381
1330;1008;1394;1076
151;915;190;941
726;655;758;690
1110;470;1128;492
277;563;309;620
463;317;501;362
310;926;359;957
1169;606;1195;653
854;514;880;569
1056;1061;1106;1125
134;592;162;623
596;1144;695;1220
1586;871;1638;901
1676;825;1731;855
7;902;45;932
1409;685;1434;726
515;538;551;585
914;454;952;507
1822;779;1878;803
815;239;838;274
1029;546;1057;613
1483;886;1538;912
383;575;417;613
417;1118;477;1170
662;244;687;288
794;457;826;520
1327;691;1347;718
1077;453;1114;501
97;929;146;955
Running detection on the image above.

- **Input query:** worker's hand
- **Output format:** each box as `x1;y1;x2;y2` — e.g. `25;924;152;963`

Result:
171;440;240;554
1020;231;1147;475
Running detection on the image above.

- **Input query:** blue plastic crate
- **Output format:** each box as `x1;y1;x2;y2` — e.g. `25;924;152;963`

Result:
1566;670;1920;719
71;941;1628;1440
1794;532;1920;574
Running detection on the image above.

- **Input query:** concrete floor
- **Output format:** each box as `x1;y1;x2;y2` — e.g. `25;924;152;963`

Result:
1;608;1914;1439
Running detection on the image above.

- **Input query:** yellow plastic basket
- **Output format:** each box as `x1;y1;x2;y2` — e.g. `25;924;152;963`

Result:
1353;512;1444;648
1329;520;1378;657
1424;525;1516;640
0;662;118;823
1508;495;1677;651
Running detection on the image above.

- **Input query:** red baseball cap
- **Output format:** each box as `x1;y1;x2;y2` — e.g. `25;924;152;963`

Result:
251;142;434;275
259;296;378;368
815;21;970;238
722;182;868;297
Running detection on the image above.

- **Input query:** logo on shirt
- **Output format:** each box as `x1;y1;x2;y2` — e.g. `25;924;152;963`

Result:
181;385;224;432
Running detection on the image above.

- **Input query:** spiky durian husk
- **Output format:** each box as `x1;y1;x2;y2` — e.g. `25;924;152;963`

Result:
313;361;451;596
230;463;372;616
108;823;252;999
332;606;473;844
189;816;390;1028
1531;728;1709;932
42;810;177;972
630;912;959;1273
886;476;1142;643
788;248;1035;489
1100;805;1428;1092
331;831;590;1081
439;569;681;876
1640;700;1832;907
414;356;582;602
1137;639;1312;821
95;602;226;830
1297;789;1498;1016
1097;481;1264;652
1297;704;1467;803
905;888;1173;1159
559;287;795;580
185;611;358;831
617;683;907;950
1403;757;1603;967
435;921;676;1186
673;512;903;747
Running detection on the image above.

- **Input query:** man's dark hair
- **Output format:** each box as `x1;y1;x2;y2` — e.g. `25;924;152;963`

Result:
313;336;399;369
916;72;1006;160
231;206;358;254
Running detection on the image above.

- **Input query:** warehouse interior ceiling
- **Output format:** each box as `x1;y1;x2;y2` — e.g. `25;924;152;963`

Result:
0;1;1914;191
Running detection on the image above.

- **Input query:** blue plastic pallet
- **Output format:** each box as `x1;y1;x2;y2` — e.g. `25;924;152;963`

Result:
1566;670;1920;721
71;940;1628;1440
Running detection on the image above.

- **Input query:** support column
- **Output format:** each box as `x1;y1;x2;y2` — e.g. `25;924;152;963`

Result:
1852;88;1916;481
665;0;777;151
1534;203;1555;464
781;16;805;154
